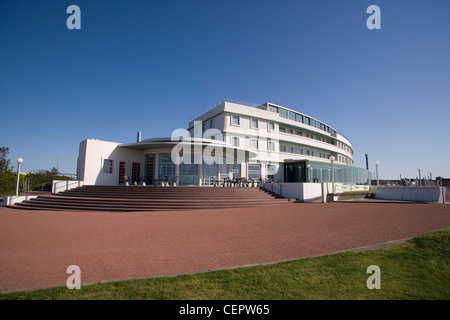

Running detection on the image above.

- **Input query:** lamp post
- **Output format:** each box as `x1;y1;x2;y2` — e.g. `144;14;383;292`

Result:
329;156;335;194
417;168;421;186
15;158;23;196
374;161;379;187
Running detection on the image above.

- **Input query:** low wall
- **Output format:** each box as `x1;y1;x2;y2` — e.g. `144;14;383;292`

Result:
52;180;84;194
260;182;327;202
374;186;446;203
2;195;38;207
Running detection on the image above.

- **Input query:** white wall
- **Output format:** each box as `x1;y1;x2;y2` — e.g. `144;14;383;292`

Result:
375;187;446;203
260;182;324;202
2;195;38;207
78;139;144;185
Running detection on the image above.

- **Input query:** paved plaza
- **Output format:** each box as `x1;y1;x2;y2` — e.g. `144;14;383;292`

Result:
0;202;449;293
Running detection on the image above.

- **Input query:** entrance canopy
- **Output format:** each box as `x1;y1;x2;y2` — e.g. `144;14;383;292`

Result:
119;137;257;162
119;138;258;186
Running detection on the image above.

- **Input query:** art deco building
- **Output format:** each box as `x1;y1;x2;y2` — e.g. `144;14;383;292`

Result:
77;99;368;186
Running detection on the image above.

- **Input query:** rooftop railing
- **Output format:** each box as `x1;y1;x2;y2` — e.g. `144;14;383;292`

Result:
189;98;263;121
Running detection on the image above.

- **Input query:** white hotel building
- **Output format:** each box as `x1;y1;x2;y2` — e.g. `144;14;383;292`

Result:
77;100;369;186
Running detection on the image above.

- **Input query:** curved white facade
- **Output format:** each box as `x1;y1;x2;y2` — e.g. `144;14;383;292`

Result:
77;99;368;186
189;100;354;167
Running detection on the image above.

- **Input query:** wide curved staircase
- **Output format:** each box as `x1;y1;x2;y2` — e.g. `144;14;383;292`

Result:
9;185;291;212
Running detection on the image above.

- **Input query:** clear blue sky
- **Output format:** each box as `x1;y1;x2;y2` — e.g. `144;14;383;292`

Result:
1;0;449;179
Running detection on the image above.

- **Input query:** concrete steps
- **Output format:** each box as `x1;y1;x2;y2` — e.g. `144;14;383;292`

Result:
10;185;291;212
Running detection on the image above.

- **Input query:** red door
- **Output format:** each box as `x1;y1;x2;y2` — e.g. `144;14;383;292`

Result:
132;162;140;184
118;161;126;184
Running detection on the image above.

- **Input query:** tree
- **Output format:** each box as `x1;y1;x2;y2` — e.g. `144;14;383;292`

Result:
0;146;11;172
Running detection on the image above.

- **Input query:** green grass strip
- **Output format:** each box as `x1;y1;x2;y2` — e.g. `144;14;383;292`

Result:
1;228;449;300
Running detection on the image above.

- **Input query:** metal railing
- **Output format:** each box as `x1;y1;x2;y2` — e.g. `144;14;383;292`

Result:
52;180;84;194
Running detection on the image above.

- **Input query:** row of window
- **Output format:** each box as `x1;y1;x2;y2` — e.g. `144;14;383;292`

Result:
279;145;330;159
201;114;352;157
231;136;349;163
231;115;274;131
230;114;351;153
337;141;352;154
268;104;337;137
278;126;335;146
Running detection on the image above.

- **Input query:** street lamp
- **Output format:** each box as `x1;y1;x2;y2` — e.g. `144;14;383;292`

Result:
417;168;421;186
329;156;335;194
374;161;379;187
15;158;23;196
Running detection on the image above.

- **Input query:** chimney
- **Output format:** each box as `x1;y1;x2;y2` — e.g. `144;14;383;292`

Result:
137;131;142;143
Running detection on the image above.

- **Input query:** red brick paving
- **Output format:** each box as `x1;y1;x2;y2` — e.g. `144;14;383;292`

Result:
0;202;449;293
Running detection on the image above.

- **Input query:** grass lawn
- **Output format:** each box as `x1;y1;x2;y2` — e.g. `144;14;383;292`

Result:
1;228;449;300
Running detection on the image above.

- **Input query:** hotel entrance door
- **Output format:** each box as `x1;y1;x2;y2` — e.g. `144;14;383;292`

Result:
284;161;306;183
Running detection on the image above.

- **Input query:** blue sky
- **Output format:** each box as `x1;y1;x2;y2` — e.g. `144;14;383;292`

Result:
1;0;449;179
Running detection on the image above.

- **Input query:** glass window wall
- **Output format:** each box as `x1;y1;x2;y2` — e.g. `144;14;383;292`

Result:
248;163;261;179
158;153;176;183
278;108;287;118
307;161;369;185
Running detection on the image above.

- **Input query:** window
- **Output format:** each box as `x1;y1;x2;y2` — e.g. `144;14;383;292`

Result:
295;114;303;123
269;105;278;113
310;119;316;127
248;163;261;179
296;131;302;136
251;119;258;129
158;153;176;183
295;148;303;154
278;108;287;118
210;119;214;128
279;127;286;133
268;141;275;151
232;137;240;147
280;145;287;152
103;159;113;174
289;147;294;153
231;115;240;126
232;163;241;178
289;129;293;134
268;121;275;131
304;117;310;125
202;123;206;133
251;139;259;149
267;164;277;181
118;161;126;183
289;111;295;120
